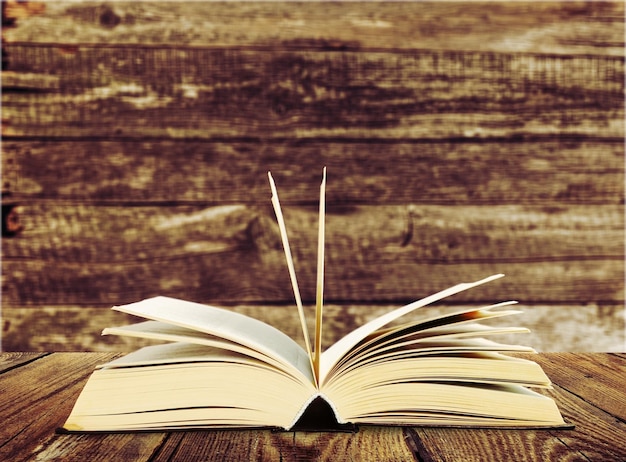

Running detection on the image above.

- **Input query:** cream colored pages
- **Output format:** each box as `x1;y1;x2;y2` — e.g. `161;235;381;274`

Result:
369;300;520;337
111;296;314;384
103;321;311;381
101;342;280;369
320;273;506;383
313;167;326;383
328;303;527;373
268;172;315;379
67;343;316;431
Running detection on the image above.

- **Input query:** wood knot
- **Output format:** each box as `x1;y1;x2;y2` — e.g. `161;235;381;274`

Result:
244;213;283;253
98;4;122;28
2;202;23;237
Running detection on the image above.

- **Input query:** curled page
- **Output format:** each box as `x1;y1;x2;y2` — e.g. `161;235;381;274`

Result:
268;172;315;380
320;274;506;383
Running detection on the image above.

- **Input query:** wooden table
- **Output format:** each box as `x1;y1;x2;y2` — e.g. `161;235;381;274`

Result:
1;352;624;461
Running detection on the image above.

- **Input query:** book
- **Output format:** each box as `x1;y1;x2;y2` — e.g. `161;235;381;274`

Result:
61;169;566;432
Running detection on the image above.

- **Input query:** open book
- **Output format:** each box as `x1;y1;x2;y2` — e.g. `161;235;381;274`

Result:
61;170;566;432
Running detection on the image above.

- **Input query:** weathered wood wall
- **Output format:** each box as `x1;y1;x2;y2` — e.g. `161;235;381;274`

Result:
2;1;624;352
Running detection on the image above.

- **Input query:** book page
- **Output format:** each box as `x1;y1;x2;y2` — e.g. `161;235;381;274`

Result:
329;326;534;379
340;337;536;369
323;356;562;426
366;300;520;338
268;173;314;377
103;320;312;381
313;167;326;383
100;341;279;369
111;296;314;384
329;302;525;374
320;274;506;383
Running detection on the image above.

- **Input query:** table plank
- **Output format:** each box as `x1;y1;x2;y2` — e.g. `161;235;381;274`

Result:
3;45;622;140
3;140;622;204
533;353;626;421
2;202;622;306
543;384;626;461
4;1;623;56
0;353;624;461
527;353;626;461
407;427;577;462
151;427;416;462
18;433;168;462
0;351;47;373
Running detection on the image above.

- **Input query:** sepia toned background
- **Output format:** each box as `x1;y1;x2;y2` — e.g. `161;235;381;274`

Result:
1;1;624;352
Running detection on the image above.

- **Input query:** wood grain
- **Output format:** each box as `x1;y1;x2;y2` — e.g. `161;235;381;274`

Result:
533;353;626;421
0;351;47;373
540;354;626;462
2;203;622;306
2;139;623;204
2;353;625;461
3;44;623;140
407;426;576;462
4;203;622;263
540;387;626;462
1;1;623;351
147;427;414;462
4;1;623;56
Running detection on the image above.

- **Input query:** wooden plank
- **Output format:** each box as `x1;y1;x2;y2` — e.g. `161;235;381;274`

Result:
3;204;621;263
3;45;623;140
0;353;168;461
406;426;575;462
1;1;45;25
532;353;626;421
0;353;111;422
2;140;623;203
4;1;623;56
2;203;622;306
18;433;166;462
150;427;416;462
3;303;623;353
520;353;626;461
542;385;626;462
0;351;47;373
536;354;626;462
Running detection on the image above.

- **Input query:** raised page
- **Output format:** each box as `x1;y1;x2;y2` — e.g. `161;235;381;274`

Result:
268;172;315;380
320;274;506;383
313;167;326;383
111;296;314;384
103;320;311;381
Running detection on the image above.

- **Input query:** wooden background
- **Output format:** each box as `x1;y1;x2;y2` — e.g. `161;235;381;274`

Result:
1;1;624;352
